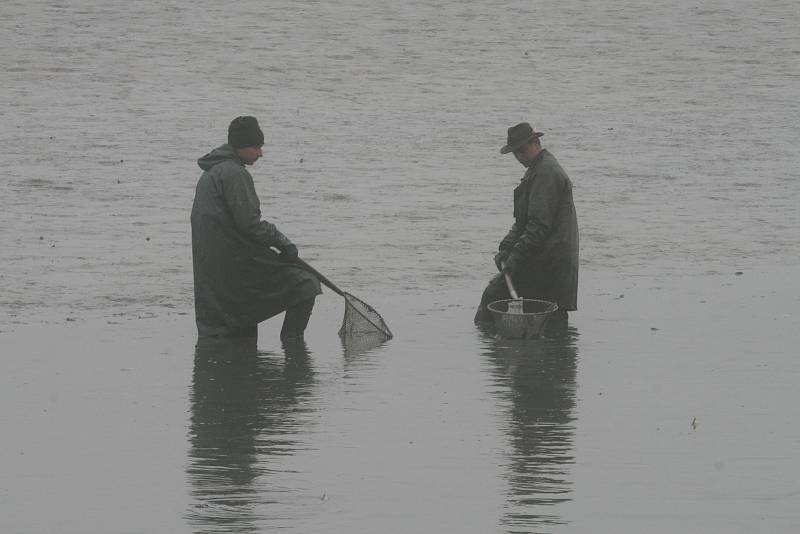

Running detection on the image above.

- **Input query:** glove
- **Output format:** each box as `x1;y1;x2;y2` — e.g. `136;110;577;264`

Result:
502;250;521;275
278;243;298;263
494;250;510;272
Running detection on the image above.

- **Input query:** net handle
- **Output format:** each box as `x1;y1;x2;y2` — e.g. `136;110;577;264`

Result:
295;258;345;297
501;262;520;299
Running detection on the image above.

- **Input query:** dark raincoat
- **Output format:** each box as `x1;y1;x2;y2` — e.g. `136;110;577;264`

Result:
191;144;321;337
499;149;579;310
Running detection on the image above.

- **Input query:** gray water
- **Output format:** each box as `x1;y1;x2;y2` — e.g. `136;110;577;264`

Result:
2;1;799;532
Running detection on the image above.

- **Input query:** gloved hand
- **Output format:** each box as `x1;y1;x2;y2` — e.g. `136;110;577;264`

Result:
278;243;298;263
502;250;521;275
494;250;510;272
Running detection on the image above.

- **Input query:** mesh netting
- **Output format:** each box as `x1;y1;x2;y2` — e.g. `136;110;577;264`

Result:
487;298;558;339
338;292;393;341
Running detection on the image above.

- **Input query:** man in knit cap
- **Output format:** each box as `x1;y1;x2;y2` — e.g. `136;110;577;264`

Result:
191;116;320;342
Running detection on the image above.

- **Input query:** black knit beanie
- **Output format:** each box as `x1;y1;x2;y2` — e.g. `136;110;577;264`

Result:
228;116;264;149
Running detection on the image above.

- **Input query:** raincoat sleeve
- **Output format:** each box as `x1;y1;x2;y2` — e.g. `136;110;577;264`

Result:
512;168;563;259
221;167;293;249
499;223;520;252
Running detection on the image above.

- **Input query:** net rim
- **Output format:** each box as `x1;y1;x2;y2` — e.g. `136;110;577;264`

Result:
487;298;558;317
340;292;393;339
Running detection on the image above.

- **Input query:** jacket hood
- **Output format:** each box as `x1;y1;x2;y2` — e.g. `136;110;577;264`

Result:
197;144;241;171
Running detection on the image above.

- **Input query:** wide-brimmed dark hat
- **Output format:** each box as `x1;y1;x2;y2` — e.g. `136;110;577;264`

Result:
500;122;544;154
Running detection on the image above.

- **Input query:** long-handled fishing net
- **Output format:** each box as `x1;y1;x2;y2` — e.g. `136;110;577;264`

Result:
297;259;393;342
487;267;557;339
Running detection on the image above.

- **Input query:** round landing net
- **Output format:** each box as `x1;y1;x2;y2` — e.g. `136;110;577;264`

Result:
338;292;393;342
487;298;557;339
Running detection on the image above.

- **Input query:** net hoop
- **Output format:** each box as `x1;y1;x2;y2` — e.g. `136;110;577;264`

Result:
338;292;393;340
487;298;558;339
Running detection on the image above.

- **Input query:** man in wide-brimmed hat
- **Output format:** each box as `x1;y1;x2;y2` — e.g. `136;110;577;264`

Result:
191;116;321;342
474;122;579;325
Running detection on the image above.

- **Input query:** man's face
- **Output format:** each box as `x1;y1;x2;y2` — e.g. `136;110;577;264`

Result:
513;141;538;167
237;145;263;166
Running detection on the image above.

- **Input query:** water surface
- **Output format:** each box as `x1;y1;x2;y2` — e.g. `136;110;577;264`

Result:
2;1;799;532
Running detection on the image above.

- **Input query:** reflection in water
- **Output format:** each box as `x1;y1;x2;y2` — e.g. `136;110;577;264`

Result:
481;321;579;532
186;336;315;533
340;333;390;362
